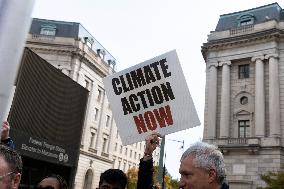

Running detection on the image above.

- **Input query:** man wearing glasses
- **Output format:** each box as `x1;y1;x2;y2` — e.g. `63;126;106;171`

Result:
0;144;22;189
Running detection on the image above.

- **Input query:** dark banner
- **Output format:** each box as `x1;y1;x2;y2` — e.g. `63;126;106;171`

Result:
12;131;77;166
8;48;88;167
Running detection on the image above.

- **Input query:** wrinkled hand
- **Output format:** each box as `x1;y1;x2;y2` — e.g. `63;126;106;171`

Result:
144;132;162;160
1;121;10;140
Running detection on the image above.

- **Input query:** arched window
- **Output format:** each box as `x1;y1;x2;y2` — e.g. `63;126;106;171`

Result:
237;14;255;27
83;169;93;189
40;24;56;36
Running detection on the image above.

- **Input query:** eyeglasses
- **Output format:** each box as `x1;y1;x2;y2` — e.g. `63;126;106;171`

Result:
34;186;55;189
0;171;14;181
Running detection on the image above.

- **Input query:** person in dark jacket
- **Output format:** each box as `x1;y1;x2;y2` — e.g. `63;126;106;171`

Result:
137;132;161;189
1;121;15;149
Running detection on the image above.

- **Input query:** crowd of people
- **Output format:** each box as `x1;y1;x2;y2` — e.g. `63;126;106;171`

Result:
1;121;229;189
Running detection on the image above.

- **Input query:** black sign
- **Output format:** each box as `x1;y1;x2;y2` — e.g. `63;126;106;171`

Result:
8;48;89;167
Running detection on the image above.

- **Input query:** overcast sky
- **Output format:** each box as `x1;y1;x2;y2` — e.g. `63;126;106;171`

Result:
32;0;284;179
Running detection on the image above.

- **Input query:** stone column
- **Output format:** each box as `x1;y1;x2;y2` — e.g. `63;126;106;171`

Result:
252;55;265;137
206;62;218;139
70;55;81;82
265;54;280;137
219;61;231;138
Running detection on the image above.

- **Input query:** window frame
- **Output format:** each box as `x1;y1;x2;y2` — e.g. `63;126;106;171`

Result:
238;64;250;79
238;120;250;138
40;24;57;36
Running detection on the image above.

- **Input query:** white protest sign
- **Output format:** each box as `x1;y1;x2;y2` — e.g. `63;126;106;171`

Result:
103;50;200;145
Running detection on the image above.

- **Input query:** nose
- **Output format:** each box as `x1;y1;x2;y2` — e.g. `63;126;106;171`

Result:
178;180;184;188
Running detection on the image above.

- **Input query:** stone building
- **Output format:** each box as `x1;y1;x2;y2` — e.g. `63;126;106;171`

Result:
202;3;284;189
25;18;160;188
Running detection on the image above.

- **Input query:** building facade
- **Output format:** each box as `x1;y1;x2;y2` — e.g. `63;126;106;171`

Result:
202;3;284;189
26;18;160;188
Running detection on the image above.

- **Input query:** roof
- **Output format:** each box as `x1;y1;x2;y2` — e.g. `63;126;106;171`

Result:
215;3;282;31
29;18;116;62
30;18;80;38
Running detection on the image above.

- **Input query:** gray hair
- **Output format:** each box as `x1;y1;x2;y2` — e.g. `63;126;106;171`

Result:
180;142;226;184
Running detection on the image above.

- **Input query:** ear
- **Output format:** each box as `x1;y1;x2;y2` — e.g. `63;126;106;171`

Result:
12;173;21;189
208;169;217;183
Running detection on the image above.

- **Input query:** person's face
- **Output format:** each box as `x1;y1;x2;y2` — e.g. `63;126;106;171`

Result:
179;156;216;189
38;177;60;189
0;156;21;189
99;181;123;189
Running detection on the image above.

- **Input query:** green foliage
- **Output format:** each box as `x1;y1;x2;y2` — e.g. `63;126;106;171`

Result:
170;179;179;189
127;166;179;189
127;167;138;189
257;171;284;189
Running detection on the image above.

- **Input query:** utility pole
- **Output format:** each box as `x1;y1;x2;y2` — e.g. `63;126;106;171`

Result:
158;136;165;187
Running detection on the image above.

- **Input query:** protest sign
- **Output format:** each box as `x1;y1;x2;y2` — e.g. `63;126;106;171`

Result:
103;50;200;145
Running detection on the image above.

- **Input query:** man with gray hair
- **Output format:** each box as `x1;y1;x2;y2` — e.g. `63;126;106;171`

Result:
179;142;229;189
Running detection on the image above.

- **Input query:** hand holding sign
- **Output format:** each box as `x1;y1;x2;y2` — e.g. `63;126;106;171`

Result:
143;132;162;161
1;121;10;140
103;50;200;145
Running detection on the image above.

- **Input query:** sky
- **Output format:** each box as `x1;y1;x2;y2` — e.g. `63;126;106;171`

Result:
32;0;284;179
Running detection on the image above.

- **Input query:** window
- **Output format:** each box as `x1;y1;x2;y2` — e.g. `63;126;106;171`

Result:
238;120;250;138
112;158;116;168
106;115;110;127
125;148;128;155
130;150;132;158
240;19;254;26
118;160;121;169
116;130;119;138
40;24;56;36
134;152;137;159
94;108;99;121
115;143;118;151
239;64;249;79
102;136;108;152
120;145;123;154
237;14;255;27
97;89;102;102
123;162;126;172
83;79;92;91
89;132;96;148
240;96;248;105
83;169;93;189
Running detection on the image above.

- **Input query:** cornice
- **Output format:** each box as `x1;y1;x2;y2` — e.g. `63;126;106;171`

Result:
27;46;110;77
80;150;113;163
202;28;284;61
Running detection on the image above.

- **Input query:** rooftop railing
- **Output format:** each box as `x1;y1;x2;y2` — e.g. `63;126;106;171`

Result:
230;25;254;35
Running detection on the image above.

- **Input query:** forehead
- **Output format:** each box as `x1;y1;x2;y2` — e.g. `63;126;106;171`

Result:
179;156;196;170
0;156;10;172
100;181;122;189
39;177;60;189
